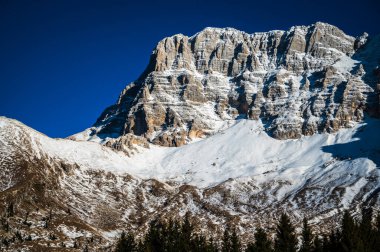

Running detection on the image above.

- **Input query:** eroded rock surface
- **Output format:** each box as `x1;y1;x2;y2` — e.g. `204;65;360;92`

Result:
82;23;380;147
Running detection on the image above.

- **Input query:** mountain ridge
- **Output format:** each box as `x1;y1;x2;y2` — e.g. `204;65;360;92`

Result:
79;22;379;148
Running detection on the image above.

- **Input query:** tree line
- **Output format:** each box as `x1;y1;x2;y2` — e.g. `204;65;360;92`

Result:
115;209;380;252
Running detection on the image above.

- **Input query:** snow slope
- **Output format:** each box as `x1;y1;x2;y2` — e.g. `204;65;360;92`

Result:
1;116;378;189
121;119;380;188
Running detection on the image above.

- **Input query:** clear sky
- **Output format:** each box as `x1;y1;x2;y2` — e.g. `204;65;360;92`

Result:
1;0;379;138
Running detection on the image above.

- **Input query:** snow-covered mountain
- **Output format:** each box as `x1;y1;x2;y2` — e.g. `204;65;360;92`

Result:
76;22;379;147
1;22;380;250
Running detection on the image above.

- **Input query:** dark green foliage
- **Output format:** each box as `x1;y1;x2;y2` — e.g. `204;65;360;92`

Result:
221;226;241;252
2;238;9;247
341;210;356;251
222;227;232;252
111;210;380;252
115;231;137;252
325;231;340;252
359;208;376;252
191;233;218;252
1;217;9;232
6;203;14;217
49;233;56;240
320;210;380;252
25;234;32;241
312;236;322;252
375;212;380;251
138;214;219;252
22;212;28;225
230;228;241;252
141;220;166;252
180;213;194;251
299;218;313;252
246;227;273;252
15;230;23;242
274;213;297;252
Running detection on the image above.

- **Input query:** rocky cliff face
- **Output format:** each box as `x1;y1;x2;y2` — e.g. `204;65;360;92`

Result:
87;22;379;147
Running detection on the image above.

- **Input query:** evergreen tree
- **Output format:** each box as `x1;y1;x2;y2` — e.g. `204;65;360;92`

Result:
274;213;297;252
341;210;364;251
142;220;165;252
166;218;181;252
374;212;380;252
359;208;375;252
191;233;214;252
230;228;241;252
312;236;322;252
326;230;341;252
207;237;218;252
222;227;232;252
6;203;14;217
115;231;137;252
299;218;313;252
246;227;272;252
180;213;193;252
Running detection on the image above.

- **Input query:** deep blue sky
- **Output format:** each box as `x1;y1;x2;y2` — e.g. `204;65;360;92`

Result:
1;0;379;138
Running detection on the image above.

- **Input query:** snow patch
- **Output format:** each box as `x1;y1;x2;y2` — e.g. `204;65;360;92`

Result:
333;55;359;74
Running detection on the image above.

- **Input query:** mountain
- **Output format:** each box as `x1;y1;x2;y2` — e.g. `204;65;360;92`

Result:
74;22;379;147
1;22;380;251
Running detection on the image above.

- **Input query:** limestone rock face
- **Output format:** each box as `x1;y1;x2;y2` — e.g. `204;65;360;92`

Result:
87;22;380;146
104;134;149;156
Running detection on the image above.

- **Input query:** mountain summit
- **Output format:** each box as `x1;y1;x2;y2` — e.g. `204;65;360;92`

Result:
1;23;380;250
73;22;379;149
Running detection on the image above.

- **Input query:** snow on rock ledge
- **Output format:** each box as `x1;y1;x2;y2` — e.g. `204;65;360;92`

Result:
84;22;379;147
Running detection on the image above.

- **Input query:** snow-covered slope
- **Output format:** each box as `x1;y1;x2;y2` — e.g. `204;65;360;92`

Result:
2;116;379;190
117;118;379;188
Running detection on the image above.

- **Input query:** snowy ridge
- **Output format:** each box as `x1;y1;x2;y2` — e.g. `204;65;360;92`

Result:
1;115;379;189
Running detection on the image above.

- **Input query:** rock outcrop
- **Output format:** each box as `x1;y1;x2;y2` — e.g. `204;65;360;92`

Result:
81;23;379;148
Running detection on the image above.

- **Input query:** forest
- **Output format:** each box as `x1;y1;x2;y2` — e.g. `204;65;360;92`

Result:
115;209;380;252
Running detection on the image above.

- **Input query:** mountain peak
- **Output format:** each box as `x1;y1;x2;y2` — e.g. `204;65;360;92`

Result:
86;23;379;147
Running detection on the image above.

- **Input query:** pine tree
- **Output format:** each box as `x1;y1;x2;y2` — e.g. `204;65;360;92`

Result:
230;228;241;252
299;218;313;252
341;210;362;251
115;231;137;252
312;236;322;252
359;208;376;252
222;227;232;252
246;227;272;252
182;213;193;251
166;218;181;252
207;237;218;252
375;212;380;252
191;233;211;252
142;220;164;252
6;203;14;217
274;213;297;252
327;230;341;252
